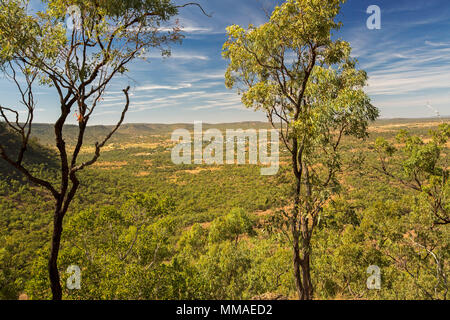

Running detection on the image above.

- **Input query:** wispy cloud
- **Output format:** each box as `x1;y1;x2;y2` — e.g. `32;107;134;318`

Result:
142;52;210;61
425;40;450;47
345;6;450;118
136;83;193;91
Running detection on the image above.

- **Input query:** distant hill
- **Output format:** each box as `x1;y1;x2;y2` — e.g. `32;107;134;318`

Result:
28;122;274;146
4;118;448;147
374;117;449;125
0;124;58;180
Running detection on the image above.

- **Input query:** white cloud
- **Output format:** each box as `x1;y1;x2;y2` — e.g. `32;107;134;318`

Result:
366;68;450;96
425;40;450;47
136;83;192;91
142;52;210;61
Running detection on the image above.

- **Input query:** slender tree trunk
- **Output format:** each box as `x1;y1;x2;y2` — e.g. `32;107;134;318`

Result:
300;253;313;300
290;138;315;300
292;242;314;300
49;202;64;300
292;174;308;300
292;237;304;299
292;155;303;300
291;174;314;300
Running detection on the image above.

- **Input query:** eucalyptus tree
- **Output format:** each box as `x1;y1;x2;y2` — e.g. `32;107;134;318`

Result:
373;124;449;299
223;0;378;299
375;124;449;227
0;0;204;300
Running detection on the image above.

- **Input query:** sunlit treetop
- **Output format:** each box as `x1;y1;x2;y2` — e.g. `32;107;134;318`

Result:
223;0;349;91
0;0;182;88
223;0;378;146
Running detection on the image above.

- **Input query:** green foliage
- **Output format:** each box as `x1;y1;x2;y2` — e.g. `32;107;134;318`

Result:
223;0;379;300
0;0;184;300
375;123;449;226
1;119;449;300
25;192;178;299
208;208;255;244
0;1;448;300
0;0;180;81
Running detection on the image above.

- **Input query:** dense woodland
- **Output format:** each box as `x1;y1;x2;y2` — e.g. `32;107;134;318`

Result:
0;119;448;300
0;0;448;301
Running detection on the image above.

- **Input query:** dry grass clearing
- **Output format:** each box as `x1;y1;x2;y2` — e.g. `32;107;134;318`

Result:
183;167;223;175
369;121;443;133
168;176;187;186
75;141;167;155
135;171;151;177
134;152;152;157
92;161;128;170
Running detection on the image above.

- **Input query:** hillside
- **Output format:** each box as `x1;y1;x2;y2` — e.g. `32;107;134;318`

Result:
25;118;448;146
28;122;274;146
0;118;448;300
0;124;58;182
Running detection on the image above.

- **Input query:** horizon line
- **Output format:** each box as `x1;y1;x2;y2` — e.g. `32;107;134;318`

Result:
23;116;449;127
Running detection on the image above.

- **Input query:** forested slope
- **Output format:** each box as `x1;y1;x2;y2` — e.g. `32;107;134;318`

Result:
0;120;448;300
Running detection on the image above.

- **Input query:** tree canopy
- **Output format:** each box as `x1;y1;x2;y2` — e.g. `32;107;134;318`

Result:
223;0;378;300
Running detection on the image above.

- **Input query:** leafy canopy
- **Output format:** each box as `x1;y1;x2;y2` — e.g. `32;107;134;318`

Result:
223;0;378;160
0;0;180;87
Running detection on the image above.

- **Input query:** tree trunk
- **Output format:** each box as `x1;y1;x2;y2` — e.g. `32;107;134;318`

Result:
49;204;64;300
290;140;314;300
292;244;314;300
292;237;304;299
300;253;313;300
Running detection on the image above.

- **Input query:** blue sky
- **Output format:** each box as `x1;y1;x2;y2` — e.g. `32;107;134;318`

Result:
1;0;450;124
